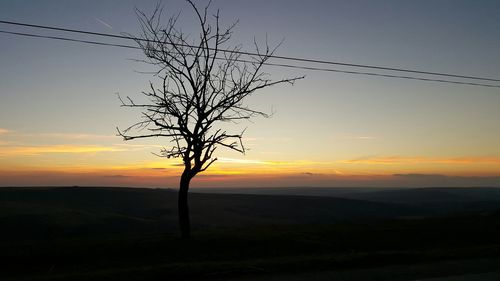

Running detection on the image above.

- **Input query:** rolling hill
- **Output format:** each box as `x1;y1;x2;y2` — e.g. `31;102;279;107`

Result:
1;186;499;281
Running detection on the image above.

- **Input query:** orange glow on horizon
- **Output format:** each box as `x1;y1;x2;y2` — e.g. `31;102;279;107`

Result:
1;129;500;187
1;154;500;188
341;156;500;165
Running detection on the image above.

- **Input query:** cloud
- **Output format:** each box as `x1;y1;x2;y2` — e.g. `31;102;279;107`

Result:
1;166;499;188
393;173;448;179
0;169;179;187
301;172;336;176
341;156;426;164
391;173;500;187
440;157;500;164
95;17;113;29
103;174;130;178
393;173;445;177
217;157;269;165
0;145;125;156
31;132;116;140
6;131;117;140
114;144;163;147
341;156;500;165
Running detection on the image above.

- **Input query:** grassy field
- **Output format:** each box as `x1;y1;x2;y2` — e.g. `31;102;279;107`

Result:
1;186;499;280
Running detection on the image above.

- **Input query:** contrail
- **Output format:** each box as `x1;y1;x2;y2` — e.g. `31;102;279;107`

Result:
95;17;113;30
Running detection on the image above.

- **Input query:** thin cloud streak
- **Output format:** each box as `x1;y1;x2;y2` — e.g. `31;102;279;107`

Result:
95;17;113;29
341;156;500;165
1;166;500;188
1;130;117;140
0;145;125;156
0;169;178;187
217;157;269;165
22;132;116;140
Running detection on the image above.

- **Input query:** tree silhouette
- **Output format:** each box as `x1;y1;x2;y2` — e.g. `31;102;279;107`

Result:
118;1;302;238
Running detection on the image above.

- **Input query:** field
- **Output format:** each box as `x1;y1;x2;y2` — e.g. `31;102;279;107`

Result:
1;186;499;280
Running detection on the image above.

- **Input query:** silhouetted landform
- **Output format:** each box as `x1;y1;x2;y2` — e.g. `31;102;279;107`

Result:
1;186;499;281
194;186;500;200
0;186;425;239
195;186;500;215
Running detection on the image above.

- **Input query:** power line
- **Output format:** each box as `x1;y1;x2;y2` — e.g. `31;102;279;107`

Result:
266;62;500;88
0;30;139;50
1;19;500;83
1;29;500;89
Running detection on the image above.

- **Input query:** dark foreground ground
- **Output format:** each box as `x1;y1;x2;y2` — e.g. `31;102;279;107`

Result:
1;186;499;280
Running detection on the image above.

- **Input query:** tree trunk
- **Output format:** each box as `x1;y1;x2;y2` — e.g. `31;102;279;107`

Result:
178;170;192;239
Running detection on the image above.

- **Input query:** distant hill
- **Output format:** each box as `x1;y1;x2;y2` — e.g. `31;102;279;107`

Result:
326;187;500;215
194;186;500;202
336;187;500;204
195;186;500;216
1;186;500;241
1;186;500;281
192;186;392;197
0;186;429;240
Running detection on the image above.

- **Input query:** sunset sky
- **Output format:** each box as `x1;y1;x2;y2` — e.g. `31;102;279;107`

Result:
1;0;500;188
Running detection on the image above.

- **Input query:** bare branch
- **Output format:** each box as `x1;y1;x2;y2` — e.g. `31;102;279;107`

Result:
117;1;303;178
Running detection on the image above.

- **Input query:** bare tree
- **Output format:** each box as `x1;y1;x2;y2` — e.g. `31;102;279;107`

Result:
118;1;302;238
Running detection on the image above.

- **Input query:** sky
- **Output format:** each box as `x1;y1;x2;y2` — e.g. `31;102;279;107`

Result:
1;0;500;188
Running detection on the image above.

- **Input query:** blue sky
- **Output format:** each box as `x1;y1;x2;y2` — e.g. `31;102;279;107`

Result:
1;0;500;187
